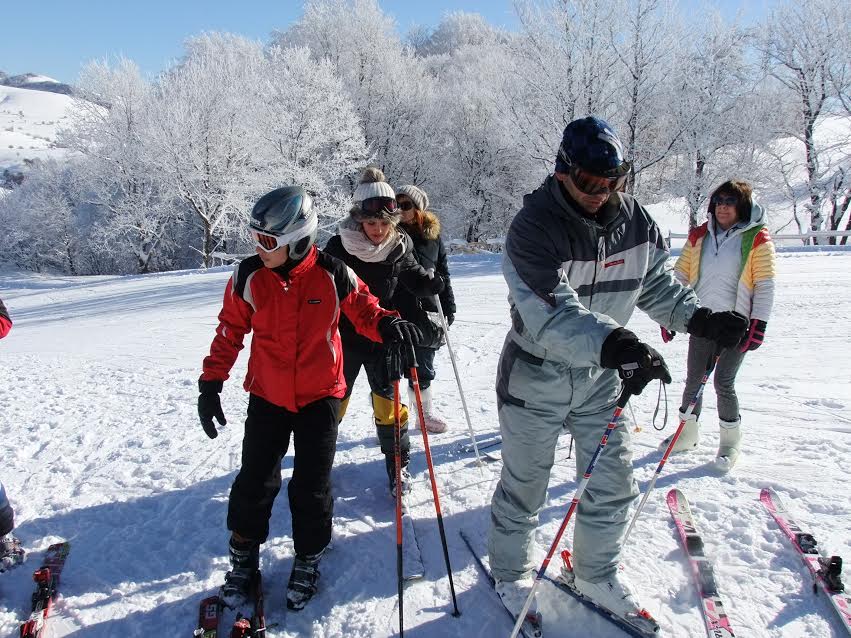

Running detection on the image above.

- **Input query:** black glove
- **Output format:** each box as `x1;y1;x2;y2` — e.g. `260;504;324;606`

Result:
378;316;423;347
601;328;672;396
198;378;226;439
446;313;455;327
428;273;445;295
687;308;749;348
738;319;766;352
376;343;406;388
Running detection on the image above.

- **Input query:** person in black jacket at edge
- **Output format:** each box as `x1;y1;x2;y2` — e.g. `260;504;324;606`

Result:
324;167;444;497
393;184;456;433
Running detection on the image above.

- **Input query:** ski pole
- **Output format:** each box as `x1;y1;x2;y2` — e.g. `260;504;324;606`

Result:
406;343;461;617
621;347;720;547
510;389;631;638
393;378;405;637
433;294;485;475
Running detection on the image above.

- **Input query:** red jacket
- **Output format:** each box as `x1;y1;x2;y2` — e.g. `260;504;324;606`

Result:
201;246;395;410
0;297;11;339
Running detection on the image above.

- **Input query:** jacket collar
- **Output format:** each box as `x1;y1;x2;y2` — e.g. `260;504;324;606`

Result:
272;245;317;281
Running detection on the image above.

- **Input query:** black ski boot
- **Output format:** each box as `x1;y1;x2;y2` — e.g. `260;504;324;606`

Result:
286;548;325;611
221;536;259;607
377;423;410;498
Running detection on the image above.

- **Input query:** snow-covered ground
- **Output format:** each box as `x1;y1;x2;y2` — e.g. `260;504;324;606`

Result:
0;251;849;637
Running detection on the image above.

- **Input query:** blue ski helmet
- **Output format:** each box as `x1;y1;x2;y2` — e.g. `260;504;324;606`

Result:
249;186;318;260
555;116;631;177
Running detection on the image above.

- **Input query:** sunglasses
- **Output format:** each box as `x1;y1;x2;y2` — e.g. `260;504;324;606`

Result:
397;200;415;211
360;197;398;215
712;195;738;207
569;166;627;196
250;228;287;252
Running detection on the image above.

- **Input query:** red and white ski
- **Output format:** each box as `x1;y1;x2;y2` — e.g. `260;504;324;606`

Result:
193;595;221;637
760;487;851;635
19;541;71;638
667;489;736;638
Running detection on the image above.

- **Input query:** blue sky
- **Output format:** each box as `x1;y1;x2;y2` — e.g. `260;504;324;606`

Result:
2;0;762;84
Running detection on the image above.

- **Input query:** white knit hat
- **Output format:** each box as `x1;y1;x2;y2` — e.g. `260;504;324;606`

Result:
353;166;395;202
396;185;429;212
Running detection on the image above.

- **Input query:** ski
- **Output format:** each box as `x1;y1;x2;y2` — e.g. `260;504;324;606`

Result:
760;487;851;635
458;436;501;455
401;507;425;580
193;595;221;637
666;489;736;638
552;551;660;638
458;529;543;638
19;541;71;638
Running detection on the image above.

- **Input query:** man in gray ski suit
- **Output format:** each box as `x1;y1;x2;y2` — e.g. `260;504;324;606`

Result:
489;116;748;620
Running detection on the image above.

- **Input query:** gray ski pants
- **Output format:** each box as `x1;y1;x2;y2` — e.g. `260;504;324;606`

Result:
489;335;639;583
680;336;746;422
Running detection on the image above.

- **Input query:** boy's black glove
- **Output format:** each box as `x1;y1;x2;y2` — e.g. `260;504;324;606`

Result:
198;378;226;439
378;316;423;347
601;328;672;396
377;343;406;388
686;308;749;348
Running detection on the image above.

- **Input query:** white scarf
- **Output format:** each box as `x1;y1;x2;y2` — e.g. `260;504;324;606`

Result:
338;218;405;263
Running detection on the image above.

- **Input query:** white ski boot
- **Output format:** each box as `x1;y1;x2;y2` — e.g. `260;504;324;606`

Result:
495;576;543;636
573;572;643;619
408;386;448;433
714;417;742;472
659;410;699;453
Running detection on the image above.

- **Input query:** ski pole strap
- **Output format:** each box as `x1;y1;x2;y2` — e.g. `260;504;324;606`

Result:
651;379;668;431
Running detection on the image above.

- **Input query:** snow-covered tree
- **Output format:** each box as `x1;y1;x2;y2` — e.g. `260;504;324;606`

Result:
758;0;850;241
61;58;180;273
147;33;267;267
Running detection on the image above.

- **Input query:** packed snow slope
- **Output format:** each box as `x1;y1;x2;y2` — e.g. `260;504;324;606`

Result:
0;251;849;638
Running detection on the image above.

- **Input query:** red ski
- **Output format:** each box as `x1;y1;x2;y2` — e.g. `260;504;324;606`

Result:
195;571;265;638
19;542;71;638
193;595;221;637
760;487;851;635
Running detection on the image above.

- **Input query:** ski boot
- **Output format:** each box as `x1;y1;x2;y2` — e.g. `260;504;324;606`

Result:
221;536;259;608
0;533;25;572
286;548;324;611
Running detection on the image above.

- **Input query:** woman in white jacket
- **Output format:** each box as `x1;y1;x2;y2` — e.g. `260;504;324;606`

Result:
661;179;776;470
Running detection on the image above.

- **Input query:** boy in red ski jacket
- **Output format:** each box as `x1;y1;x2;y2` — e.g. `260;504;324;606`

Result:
197;186;420;611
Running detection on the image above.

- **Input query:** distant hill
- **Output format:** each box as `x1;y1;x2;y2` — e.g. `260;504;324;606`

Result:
0;71;75;96
0;83;75;183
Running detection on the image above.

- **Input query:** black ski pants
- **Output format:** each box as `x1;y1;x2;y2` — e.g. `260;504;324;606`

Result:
227;393;339;557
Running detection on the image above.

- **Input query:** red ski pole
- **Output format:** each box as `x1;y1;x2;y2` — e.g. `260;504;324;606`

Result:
406;344;461;617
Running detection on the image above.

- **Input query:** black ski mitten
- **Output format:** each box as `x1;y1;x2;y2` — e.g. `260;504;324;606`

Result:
601;328;672;396
686;308;749;348
378;316;423;348
198;378;226;439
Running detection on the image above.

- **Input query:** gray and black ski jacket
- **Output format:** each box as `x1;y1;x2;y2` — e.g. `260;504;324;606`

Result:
503;175;699;368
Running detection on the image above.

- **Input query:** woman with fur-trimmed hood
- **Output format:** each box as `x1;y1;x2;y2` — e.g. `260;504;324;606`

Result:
324;167;444;496
393;185;456;434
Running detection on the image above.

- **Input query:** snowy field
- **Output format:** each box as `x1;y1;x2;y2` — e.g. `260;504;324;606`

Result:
0;250;849;638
